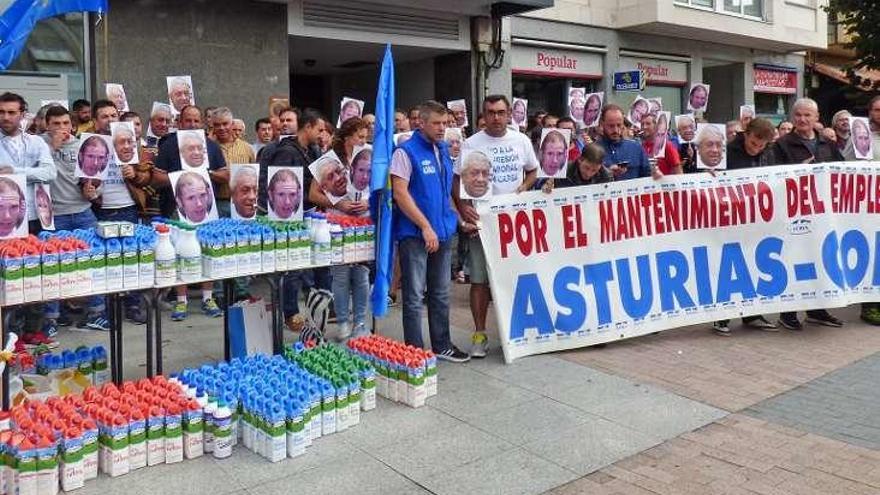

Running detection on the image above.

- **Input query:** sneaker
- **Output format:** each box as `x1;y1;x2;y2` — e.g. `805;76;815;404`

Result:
56;314;73;327
171;301;188;321
125;306;148;325
744;315;779;332
470;332;488;358
85;314;110;332
336;321;352;342
201;298;223;318
387;294;398;307
22;331;59;349
861;307;880;326
805;310;843;328
436;346;470;363
778;314;803;331
41;319;58;338
712;321;731;336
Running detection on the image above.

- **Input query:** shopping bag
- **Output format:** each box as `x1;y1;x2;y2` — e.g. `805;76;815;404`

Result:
228;298;272;358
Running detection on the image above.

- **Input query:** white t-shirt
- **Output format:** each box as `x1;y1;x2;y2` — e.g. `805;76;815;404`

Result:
100;160;134;208
459;130;538;195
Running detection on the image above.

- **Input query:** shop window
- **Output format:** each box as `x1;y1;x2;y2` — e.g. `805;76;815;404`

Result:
676;0;715;8
5;13;87;103
754;93;790;121
512;75;597;125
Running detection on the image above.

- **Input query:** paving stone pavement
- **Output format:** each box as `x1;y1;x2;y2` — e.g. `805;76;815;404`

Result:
41;283;880;494
745;351;880;451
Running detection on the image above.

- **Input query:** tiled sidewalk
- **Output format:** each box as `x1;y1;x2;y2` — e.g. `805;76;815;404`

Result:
48;285;880;494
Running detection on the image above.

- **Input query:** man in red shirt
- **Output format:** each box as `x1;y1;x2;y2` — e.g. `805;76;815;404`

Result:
640;114;682;175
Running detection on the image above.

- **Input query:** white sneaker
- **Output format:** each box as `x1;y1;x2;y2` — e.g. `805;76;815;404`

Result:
470;332;488;358
712;321;731;336
336;321;352;342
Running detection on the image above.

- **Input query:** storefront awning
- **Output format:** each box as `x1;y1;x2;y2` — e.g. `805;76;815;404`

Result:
810;62;880;91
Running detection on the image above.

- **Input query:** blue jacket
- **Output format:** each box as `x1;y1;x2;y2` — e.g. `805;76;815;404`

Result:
597;137;651;180
394;131;458;243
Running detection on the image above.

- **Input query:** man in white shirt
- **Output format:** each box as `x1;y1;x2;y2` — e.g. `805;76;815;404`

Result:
454;95;538;358
0;92;58;348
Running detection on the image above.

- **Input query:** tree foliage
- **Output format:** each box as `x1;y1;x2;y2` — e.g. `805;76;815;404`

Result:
826;0;880;89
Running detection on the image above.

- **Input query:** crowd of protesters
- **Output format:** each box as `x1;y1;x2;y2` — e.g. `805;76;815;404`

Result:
2;86;878;361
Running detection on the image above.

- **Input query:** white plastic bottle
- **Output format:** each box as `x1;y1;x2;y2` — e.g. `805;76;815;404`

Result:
154;225;177;285
212;400;233;459
177;227;202;282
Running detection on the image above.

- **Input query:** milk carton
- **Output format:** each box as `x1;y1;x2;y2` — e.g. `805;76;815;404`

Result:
60;428;84;492
40;245;60;301
21;247;41;302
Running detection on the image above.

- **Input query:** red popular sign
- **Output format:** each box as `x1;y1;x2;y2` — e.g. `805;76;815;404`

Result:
754;68;797;95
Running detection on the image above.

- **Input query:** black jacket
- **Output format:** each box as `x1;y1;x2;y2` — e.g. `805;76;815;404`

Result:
772;131;843;165
727;133;775;170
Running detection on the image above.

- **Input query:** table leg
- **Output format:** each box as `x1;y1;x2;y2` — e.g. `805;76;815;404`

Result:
144;290;154;378
1;306;8;410
223;280;232;361
155;289;164;375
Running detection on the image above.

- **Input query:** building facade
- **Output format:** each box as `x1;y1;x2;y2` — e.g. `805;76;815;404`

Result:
488;0;829;125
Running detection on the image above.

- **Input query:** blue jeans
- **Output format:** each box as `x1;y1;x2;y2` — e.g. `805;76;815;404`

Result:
331;264;369;330
399;237;452;353
282;267;331;318
95;205;139;224
95;205;142;310
44;209;105;318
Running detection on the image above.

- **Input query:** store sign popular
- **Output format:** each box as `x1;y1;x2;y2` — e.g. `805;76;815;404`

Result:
754;67;797;94
511;45;603;79
613;70;646;92
619;56;688;86
479;162;880;363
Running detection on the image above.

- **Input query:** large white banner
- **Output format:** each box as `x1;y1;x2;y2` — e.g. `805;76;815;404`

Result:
479;162;880;363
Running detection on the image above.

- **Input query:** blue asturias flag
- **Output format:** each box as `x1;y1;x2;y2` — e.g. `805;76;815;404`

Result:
370;44;395;318
0;0;108;70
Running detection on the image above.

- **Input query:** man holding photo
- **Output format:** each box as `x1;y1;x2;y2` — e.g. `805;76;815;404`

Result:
456;95;538;358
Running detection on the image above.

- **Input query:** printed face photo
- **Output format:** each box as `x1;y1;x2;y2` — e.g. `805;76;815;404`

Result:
267;167;303;221
76;134;112;179
338;98;364;126
460;151;492;200
851;117;873;159
688;83;710;112
178;130;209;170
444;127;463;159
230;164;259;220
105;84;129;112
629;97;649;128
0;176;26;239
350;146;372;193
676;115;696;142
167;76;195;113
645;98;661;116
696;123;727;169
512;98;528;127
740;105;755;121
539;128;570;178
583;92;603;127
447;100;468;128
318;159;348;198
568;87;585;123
35;183;53;231
110;121;138;165
173;170;215;225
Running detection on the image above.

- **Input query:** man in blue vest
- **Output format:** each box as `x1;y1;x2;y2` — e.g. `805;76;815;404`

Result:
390;100;475;362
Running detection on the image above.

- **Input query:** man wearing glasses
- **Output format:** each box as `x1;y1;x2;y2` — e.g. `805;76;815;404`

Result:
455;95;539;358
